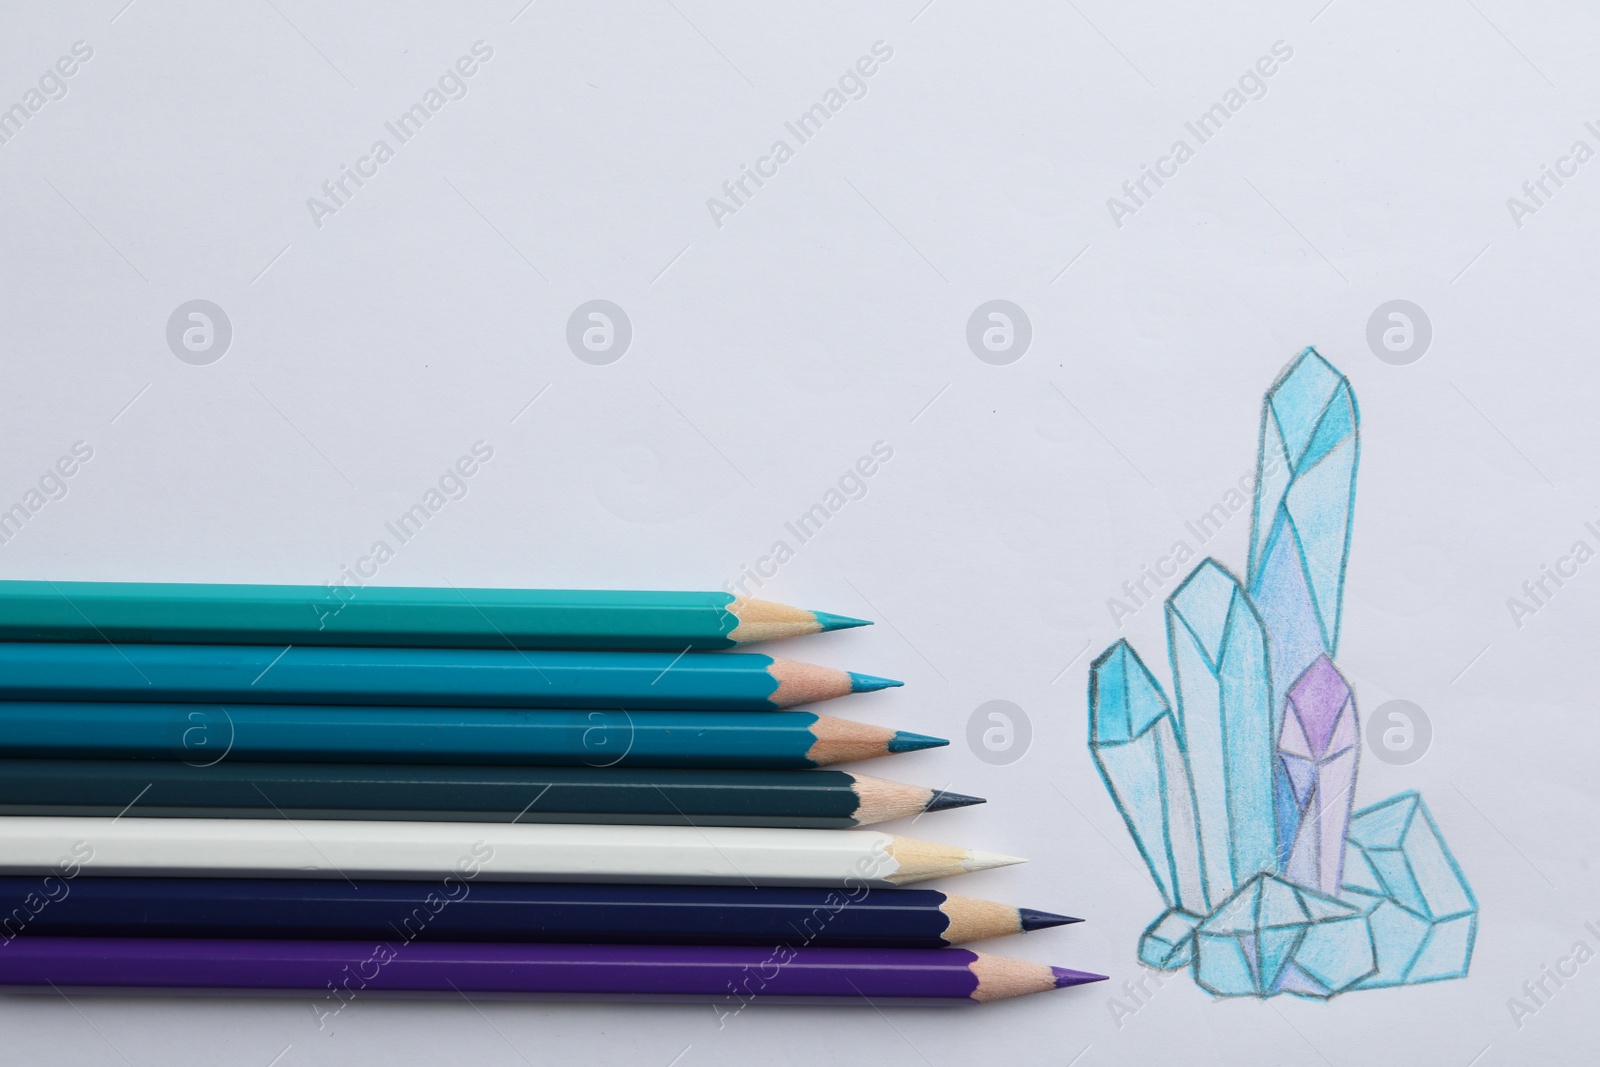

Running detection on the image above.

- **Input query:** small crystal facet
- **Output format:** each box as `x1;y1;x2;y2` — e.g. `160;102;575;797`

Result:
1139;908;1202;971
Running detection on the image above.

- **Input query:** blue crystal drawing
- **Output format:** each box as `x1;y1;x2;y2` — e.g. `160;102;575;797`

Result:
1342;791;1478;988
1139;907;1202;970
1090;641;1206;914
1194;873;1374;998
1167;560;1275;899
1248;351;1359;710
1083;347;1476;999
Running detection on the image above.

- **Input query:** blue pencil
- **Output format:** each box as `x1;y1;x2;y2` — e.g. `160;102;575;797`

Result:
0;877;1079;947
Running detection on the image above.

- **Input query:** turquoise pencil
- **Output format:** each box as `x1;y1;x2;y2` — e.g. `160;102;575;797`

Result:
0;703;946;768
0;642;900;710
0;581;868;649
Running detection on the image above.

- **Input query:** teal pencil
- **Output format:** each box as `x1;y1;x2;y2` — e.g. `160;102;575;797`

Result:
0;581;868;650
0;761;985;828
0;642;900;710
0;703;947;768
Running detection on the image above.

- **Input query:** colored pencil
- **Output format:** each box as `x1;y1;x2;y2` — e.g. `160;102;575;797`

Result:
0;704;943;768
0;877;1080;947
0;642;899;709
0;761;982;829
0;818;1022;886
0;581;867;649
0;938;1106;1001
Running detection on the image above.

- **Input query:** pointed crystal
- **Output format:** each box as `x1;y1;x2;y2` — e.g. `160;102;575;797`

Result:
1167;560;1276;896
1247;348;1360;722
1090;640;1207;913
1275;655;1360;894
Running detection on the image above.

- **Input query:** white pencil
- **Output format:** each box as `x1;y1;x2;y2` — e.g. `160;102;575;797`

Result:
0;818;1023;888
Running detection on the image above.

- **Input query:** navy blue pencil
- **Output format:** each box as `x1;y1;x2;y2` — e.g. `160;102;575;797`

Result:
0;878;1078;948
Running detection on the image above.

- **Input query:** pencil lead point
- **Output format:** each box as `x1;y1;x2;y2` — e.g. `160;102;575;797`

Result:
924;790;986;813
1052;967;1109;988
1019;908;1083;931
887;731;948;754
962;849;1026;872
848;672;903;693
813;611;872;632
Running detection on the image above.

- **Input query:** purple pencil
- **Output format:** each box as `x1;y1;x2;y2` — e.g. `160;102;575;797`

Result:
0;937;1105;1003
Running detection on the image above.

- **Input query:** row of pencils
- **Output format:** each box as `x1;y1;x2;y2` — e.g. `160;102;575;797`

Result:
0;579;1105;1004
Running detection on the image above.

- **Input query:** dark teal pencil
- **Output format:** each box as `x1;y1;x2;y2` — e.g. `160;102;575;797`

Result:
0;642;899;710
0;761;985;829
0;703;945;768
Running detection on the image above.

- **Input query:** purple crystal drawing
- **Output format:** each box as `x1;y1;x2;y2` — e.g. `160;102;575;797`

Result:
1083;348;1476;999
1276;655;1359;895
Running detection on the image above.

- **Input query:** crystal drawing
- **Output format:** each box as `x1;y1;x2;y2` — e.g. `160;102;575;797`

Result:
1276;654;1359;894
1090;641;1207;914
1166;560;1275;899
1083;347;1475;999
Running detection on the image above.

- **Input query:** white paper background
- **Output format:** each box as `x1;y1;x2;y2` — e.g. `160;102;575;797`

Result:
2;1;1596;1064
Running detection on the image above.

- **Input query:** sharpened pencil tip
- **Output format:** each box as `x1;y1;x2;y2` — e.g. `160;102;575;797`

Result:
813;611;872;632
924;790;986;813
1052;967;1109;988
848;672;903;693
1019;908;1083;931
962;849;1026;872
886;730;949;754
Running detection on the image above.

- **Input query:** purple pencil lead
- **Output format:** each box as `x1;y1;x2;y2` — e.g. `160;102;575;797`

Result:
1052;967;1109;988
